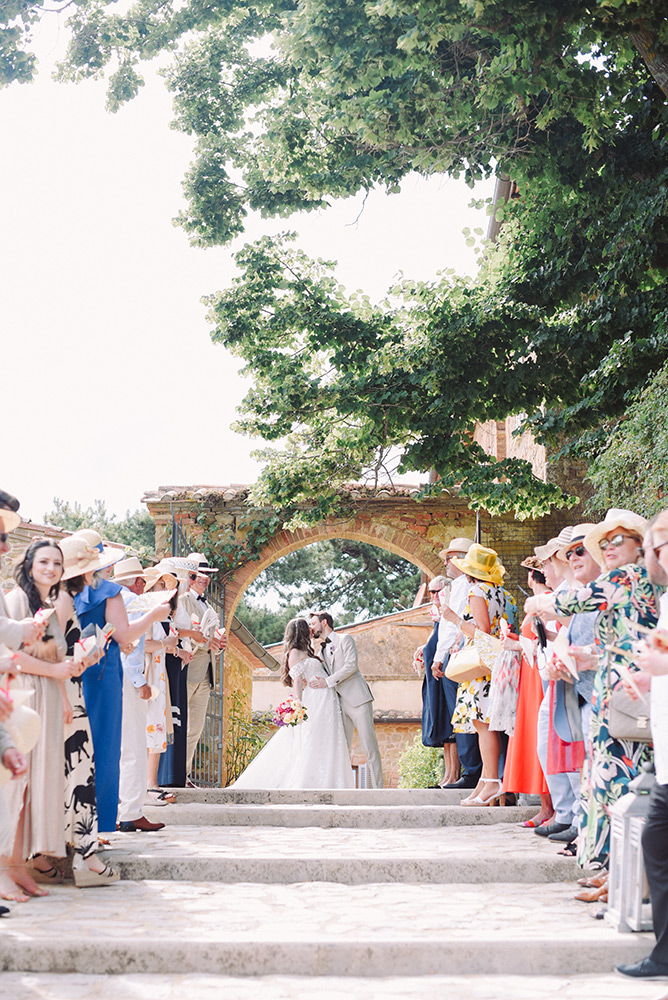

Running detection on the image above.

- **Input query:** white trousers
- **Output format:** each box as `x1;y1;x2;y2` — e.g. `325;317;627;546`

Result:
341;700;383;788
118;674;148;823
186;678;211;775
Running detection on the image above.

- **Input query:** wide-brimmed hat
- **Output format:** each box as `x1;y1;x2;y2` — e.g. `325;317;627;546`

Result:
520;555;543;572
144;563;178;592
556;524;597;562
535;526;573;563
451;543;505;585
156;557;199;580
60;531;125;581
112;556;146;583
438;537;475;561
584;509;648;567
0;490;21;532
187;552;218;575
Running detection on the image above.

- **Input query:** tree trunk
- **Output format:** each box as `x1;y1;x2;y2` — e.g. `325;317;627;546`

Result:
630;27;668;99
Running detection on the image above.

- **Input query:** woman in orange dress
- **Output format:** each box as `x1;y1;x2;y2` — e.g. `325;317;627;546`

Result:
502;557;553;828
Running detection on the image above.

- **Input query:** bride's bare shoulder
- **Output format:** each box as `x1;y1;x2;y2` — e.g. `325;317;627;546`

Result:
287;649;308;666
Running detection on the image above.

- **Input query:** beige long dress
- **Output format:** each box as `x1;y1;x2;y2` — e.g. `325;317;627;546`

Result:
2;589;66;858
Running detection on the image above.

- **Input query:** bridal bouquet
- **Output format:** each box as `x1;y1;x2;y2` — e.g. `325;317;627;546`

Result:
272;698;308;728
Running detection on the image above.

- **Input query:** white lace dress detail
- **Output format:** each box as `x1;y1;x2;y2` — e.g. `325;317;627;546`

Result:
232;656;355;789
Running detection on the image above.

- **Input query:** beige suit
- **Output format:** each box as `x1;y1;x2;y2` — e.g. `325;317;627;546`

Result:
180;590;217;773
323;632;383;788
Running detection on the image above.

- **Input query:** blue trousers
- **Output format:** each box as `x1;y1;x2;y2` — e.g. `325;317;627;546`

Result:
82;655;123;832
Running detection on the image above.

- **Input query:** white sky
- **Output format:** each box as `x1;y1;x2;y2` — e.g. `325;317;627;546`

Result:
1;20;494;525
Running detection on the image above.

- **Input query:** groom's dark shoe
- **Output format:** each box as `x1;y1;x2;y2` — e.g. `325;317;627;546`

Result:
440;774;479;789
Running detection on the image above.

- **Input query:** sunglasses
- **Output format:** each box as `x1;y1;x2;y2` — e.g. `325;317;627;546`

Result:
428;588;441;595
0;533;6;544
565;545;586;561
599;533;639;552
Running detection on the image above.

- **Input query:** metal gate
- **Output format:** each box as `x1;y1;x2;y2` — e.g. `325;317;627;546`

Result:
170;510;225;787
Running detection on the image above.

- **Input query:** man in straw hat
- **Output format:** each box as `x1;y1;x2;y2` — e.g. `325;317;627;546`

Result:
180;554;227;783
432;537;483;790
113;557;165;833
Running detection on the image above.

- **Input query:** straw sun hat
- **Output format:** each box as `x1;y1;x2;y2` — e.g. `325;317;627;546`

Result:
60;530;124;581
555;524;597;563
450;543;505;585
584;509;648;567
438;537;475;561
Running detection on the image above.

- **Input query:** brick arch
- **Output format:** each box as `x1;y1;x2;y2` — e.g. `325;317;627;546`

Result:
223;515;446;629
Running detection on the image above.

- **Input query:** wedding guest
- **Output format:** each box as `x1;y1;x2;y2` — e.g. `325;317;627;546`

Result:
617;511;668;980
414;574;458;783
63;531;170;831
0;717;27;916
157;557;197;789
0;491;43;651
526;509;657;870
501;556;553;828
432;537;482;790
53;567;120;888
1;539;78;901
179;554;226;783
143;564;186;805
441;543;509;806
113;557;165;834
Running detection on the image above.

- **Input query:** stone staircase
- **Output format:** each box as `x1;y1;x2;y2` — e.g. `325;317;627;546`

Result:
0;789;659;1000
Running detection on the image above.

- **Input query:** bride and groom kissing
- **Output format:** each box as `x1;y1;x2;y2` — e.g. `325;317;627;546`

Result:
232;612;383;789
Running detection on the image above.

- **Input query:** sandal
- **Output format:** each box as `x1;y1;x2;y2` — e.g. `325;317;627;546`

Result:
74;862;120;888
30;857;63;884
557;842;577;857
147;788;176;803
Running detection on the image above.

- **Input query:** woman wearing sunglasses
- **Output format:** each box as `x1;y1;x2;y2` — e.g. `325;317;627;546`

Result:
525;508;657;872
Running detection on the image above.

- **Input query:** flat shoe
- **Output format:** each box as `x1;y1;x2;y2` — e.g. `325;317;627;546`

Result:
574;883;608;902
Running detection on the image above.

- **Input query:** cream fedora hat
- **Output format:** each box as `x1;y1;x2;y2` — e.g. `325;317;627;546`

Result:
438;537;475;560
113;556;146;583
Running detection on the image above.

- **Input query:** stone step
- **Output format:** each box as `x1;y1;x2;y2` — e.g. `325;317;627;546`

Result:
1;972;659;1000
173;787;474;806
0;880;649;977
145;801;535;828
108;823;579;884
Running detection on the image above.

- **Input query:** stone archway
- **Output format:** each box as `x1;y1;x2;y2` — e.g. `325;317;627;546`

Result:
144;484;576;783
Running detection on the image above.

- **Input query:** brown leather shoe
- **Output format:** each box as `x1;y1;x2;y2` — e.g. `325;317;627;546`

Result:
118;816;166;832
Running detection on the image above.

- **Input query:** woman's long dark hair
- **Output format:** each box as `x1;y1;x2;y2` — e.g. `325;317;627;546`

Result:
14;538;63;614
281;618;316;687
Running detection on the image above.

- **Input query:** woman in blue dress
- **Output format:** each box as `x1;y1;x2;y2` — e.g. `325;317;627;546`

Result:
60;531;171;832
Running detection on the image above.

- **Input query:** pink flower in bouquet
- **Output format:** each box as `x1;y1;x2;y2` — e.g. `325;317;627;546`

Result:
273;697;308;727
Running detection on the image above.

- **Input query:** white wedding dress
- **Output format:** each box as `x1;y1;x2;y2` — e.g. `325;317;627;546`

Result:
232;656;355;789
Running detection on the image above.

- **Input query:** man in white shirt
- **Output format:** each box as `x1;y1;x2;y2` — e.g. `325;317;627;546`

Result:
310;612;383;788
431;538;483;790
179;554;226;780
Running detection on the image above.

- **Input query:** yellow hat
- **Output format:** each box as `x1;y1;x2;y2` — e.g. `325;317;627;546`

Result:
451;543;505;585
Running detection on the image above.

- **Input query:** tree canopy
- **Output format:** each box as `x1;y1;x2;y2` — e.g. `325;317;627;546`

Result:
5;0;668;517
44;498;157;561
236;539;421;643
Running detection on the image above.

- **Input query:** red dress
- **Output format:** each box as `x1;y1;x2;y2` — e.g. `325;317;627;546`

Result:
502;615;548;795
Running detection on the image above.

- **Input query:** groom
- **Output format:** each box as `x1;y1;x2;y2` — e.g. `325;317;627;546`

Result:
309;611;383;788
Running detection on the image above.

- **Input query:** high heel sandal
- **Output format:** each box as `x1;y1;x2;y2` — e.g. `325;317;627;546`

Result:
462;778;503;807
73;861;121;888
30;856;64;885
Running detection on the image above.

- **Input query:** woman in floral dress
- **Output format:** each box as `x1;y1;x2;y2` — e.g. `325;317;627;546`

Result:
526;509;658;868
441;543;510;807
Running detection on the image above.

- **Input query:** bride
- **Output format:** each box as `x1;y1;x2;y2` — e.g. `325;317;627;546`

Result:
232;618;354;789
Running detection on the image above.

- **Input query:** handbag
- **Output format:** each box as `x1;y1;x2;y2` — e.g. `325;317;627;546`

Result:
608;687;652;742
445;645;486;683
604;612;652;742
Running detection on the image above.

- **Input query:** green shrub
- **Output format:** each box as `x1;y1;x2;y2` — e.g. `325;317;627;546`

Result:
397;733;444;788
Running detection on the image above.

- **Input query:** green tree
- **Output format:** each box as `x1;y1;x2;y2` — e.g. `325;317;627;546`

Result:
44;498;156;562
236;540;422;644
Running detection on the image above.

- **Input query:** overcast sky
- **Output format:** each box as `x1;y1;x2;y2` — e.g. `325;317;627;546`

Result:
1;21;494;525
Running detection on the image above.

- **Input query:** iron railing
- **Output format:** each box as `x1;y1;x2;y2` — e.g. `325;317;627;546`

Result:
171;509;225;787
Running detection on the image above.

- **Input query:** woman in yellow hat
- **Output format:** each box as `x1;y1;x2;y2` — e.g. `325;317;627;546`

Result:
440;543;510;806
